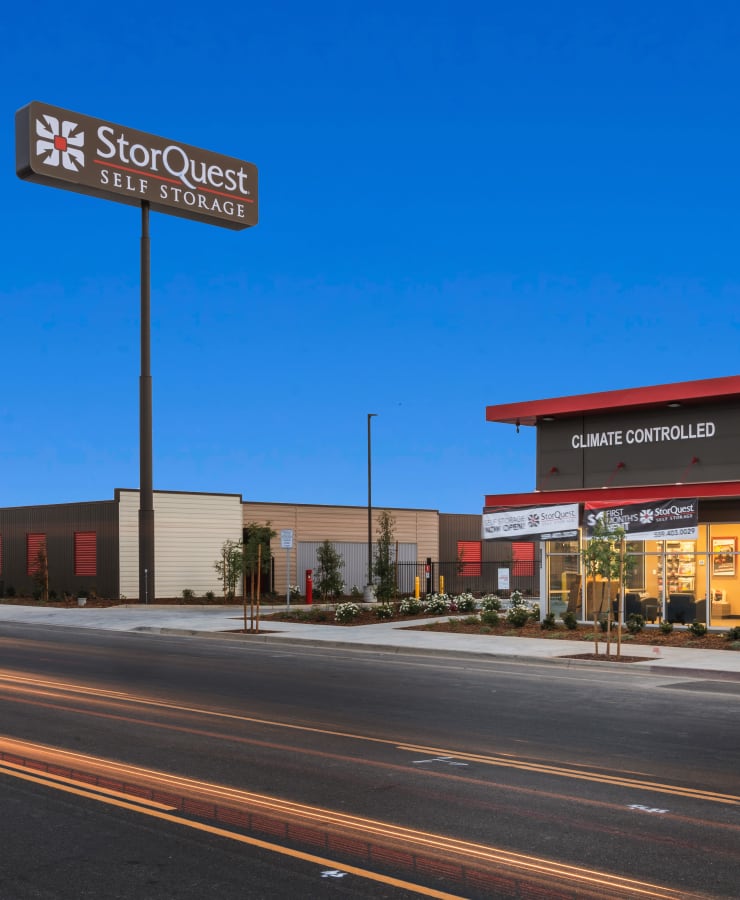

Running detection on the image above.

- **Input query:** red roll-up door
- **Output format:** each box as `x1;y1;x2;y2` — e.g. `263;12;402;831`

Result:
457;540;482;576
74;531;97;577
27;533;46;575
512;542;535;576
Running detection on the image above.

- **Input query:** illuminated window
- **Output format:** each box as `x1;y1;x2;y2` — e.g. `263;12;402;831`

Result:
74;531;97;577
457;541;481;576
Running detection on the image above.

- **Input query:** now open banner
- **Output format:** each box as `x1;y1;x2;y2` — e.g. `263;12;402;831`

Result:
483;504;579;541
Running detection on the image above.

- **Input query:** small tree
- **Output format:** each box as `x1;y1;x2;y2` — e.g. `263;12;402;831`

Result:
582;517;635;657
243;522;277;600
214;539;243;598
315;540;344;600
32;544;49;602
373;510;397;603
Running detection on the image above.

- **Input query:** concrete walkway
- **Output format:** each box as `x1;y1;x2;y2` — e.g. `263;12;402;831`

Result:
1;603;739;680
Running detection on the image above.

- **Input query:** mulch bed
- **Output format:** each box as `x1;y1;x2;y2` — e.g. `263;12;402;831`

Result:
266;607;737;651
3;598;736;652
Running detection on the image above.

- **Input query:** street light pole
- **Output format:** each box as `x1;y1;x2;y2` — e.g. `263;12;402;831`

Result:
366;413;377;600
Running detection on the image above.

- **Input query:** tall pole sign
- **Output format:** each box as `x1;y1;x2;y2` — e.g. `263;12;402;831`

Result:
16;101;259;602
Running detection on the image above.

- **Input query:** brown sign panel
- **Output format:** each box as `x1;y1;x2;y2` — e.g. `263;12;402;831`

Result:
16;101;258;230
536;401;740;490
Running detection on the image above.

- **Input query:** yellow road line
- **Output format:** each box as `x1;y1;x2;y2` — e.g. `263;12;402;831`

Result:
0;737;709;900
0;763;467;900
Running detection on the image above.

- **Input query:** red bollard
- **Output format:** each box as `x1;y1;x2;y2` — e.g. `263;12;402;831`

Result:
305;569;313;605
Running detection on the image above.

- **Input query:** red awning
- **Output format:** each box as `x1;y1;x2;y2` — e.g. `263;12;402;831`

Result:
485;375;740;426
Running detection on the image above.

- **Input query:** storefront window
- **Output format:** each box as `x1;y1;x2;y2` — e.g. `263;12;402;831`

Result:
708;525;739;626
546;541;581;619
544;524;739;628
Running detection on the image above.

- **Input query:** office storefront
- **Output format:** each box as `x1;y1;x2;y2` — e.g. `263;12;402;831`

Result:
484;376;740;628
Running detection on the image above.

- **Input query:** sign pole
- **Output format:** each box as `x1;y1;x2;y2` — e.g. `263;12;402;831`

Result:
139;201;155;604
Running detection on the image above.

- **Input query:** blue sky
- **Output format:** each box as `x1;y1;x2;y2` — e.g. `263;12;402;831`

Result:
3;1;740;514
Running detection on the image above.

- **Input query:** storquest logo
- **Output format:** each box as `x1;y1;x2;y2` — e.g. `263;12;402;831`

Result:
18;101;258;230
35;114;85;172
639;508;655;525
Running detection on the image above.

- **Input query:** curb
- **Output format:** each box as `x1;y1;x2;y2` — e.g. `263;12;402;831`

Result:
133;627;740;680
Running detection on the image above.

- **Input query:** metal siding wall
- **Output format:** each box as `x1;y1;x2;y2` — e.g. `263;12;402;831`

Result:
297;542;418;595
0;501;118;598
118;490;243;599
245;502;438;595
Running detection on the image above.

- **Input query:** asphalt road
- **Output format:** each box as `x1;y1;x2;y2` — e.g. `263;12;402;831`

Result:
0;621;738;899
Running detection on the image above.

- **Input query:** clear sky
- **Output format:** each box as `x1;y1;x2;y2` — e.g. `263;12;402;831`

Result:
3;2;740;514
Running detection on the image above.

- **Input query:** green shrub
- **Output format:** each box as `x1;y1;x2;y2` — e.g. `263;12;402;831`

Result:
480;625;492;634
729;641;740;651
335;602;360;624
447;618;459;631
479;595;501;612
540;613;557;631
182;588;195;600
507;606;530;628
425;593;449;615
627;613;645;634
529;603;541;621
561;610;578;630
480;610;500;626
399;597;422;615
725;625;740;641
205;590;215;601
373;603;395;619
688;621;707;637
659;620;673;634
462;615;480;626
455;592;477;612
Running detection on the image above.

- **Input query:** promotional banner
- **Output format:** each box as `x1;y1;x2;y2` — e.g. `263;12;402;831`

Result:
583;498;699;541
483;504;579;541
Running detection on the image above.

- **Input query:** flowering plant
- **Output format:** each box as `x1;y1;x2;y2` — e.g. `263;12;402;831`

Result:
425;593;450;615
399;597;423;615
335;602;361;624
479;594;502;612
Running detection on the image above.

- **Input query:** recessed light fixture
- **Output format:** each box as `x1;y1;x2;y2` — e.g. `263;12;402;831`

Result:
542;416;555;422
667;402;681;408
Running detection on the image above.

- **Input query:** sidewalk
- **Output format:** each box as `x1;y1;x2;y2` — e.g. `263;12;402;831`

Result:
1;603;739;680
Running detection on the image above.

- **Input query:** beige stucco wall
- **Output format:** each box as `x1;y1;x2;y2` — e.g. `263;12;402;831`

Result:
119;490;243;599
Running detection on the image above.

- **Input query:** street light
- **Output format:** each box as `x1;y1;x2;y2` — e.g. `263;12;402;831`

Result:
366;413;378;600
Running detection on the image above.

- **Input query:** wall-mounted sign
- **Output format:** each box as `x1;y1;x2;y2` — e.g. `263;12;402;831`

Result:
16;101;258;230
483;503;579;541
583;498;698;541
536;403;740;490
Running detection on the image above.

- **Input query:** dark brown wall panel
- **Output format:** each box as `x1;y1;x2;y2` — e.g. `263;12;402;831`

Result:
0;501;118;598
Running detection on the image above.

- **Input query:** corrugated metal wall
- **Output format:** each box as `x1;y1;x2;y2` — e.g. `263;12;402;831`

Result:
438;513;542;595
118;490;243;600
297;541;418;595
0;501;118;598
244;501;439;596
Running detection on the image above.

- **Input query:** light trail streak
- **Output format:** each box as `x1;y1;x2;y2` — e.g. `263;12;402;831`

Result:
0;670;737;809
0;761;464;900
0;737;706;900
